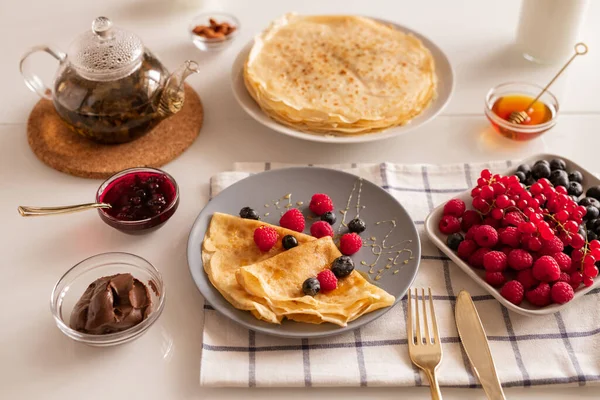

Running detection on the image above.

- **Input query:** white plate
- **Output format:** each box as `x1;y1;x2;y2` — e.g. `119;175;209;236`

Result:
231;18;454;144
424;153;600;316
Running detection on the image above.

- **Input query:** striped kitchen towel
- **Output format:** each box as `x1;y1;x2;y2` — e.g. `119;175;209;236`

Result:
200;161;600;387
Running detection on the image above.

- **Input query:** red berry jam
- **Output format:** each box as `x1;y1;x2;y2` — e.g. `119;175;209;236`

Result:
97;170;178;233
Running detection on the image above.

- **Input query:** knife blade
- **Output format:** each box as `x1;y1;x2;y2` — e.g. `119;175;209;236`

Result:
455;290;506;400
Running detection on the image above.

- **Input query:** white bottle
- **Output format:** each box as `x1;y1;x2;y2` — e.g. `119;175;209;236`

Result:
516;0;589;64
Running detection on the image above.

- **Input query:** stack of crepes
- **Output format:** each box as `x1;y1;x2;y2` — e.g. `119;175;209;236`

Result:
243;14;437;136
202;213;395;326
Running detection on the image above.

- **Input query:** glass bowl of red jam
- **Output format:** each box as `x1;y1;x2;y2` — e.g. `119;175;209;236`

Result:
484;82;559;141
96;167;179;234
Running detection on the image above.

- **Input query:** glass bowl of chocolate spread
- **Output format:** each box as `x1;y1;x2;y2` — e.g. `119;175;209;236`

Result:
51;252;165;346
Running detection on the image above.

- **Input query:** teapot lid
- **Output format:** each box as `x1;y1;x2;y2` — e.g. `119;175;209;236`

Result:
67;17;144;81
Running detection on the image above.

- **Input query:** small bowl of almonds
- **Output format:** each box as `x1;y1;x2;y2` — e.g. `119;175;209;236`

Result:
190;12;239;52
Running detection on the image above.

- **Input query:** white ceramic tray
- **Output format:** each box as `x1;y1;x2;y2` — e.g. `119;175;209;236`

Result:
424;153;600;316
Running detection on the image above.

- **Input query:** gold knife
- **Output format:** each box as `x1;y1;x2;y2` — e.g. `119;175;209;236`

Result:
455;290;506;400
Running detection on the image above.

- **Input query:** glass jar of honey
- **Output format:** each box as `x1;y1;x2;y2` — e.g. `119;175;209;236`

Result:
484;82;559;141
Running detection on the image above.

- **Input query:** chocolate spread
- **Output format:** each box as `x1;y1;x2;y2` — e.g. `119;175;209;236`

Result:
69;273;152;334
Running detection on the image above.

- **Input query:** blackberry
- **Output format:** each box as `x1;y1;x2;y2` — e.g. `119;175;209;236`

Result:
239;206;259;220
568;170;583;183
550;169;569;188
517;164;532;177
586;186;600;200
532;162;551;179
348;218;366;234
525;176;536;186
302;277;320;296
534;159;550;167
587;230;598;241
549;158;566;171
320;211;337;225
282;235;298;250
446;232;464;251
515;171;527;183
580;197;600;209
567;181;583;197
584;206;599;221
331;256;355;278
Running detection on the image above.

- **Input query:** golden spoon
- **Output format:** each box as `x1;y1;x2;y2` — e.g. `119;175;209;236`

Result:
18;203;111;217
508;42;588;124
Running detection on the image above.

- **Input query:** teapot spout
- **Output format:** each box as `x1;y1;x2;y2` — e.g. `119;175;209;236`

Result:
157;60;199;117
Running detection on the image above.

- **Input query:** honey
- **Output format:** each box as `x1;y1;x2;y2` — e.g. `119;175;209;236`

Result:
492;95;553;126
488;94;555;141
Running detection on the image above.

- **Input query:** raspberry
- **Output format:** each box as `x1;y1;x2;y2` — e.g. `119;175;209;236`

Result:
483;216;501;229
551;282;574;304
443;199;466;217
539;236;564;256
316;270;338;292
457;239;478;260
532;256;561;282
461;210;482;232
309;193;334;216
279;209;305;232
439;215;461;235
310;221;334;238
468;248;491;269
516;269;539;290
502;211;525;227
500;280;525;305
500;246;513;257
339;233;362;255
557;272;571;284
508;249;533;270
553;252;572;272
499;227;520;248
483;251;508;272
474;225;499;248
485;271;506;287
465;225;480;240
253;226;278;252
526;282;552;307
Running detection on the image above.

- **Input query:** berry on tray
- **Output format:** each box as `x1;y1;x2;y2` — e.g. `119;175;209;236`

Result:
282;234;299;250
446;232;464;250
461;210;482;231
457;239;478;260
439;215;461;235
483;251;507;272
320;211;337;225
507;249;533;270
309;193;334;216
348;217;367;234
526;282;552;307
310;220;334;238
240;206;260;220
485;271;506;287
500;280;524;305
516;269;539;290
339;233;363;255
331;256;355;278
302;277;321;296
254;226;278;252
443;198;466;217
532;255;561;282
474;225;499;248
316;270;338;292
280;209;305;232
550;281;574;304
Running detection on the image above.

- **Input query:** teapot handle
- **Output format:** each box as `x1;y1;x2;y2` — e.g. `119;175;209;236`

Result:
19;45;66;100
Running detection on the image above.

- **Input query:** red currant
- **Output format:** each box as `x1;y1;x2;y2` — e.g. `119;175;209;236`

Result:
491;208;504;220
583;276;594;287
530;183;543;195
584;265;599;278
481;169;492;179
495;195;511;209
571;233;586;249
481;186;495;200
590;240;600;250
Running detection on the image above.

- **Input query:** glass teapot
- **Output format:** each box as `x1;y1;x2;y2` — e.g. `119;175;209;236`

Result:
20;17;199;144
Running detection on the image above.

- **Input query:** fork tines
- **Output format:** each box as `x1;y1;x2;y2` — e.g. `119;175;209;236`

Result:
407;287;440;346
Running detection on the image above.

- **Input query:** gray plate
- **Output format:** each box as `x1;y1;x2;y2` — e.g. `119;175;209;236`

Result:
187;168;421;338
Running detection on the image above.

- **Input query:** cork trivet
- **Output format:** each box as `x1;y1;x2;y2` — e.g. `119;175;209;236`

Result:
27;84;203;179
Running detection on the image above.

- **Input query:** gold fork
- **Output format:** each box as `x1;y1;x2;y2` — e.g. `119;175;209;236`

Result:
407;288;443;399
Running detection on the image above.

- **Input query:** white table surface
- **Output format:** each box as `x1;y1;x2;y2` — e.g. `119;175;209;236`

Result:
1;0;599;398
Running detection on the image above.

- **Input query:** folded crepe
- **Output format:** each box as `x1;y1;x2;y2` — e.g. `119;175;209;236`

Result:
202;212;316;323
236;237;395;326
